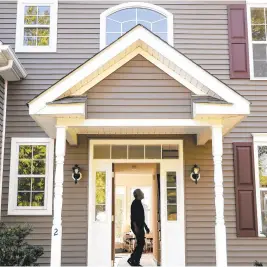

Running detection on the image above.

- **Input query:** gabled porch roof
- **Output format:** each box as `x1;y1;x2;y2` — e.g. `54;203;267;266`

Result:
28;25;250;145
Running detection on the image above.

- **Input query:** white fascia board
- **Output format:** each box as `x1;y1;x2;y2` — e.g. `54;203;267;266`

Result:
33;103;85;116
193;102;250;118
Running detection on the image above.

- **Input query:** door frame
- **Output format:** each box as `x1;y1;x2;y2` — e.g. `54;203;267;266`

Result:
87;139;185;267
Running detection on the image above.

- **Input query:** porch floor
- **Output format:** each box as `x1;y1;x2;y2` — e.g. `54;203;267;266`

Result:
115;253;156;267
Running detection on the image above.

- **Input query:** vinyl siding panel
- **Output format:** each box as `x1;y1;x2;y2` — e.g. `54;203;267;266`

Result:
87;55;192;120
0;1;266;266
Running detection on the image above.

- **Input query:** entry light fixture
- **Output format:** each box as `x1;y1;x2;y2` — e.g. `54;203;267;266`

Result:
190;164;200;184
72;164;82;184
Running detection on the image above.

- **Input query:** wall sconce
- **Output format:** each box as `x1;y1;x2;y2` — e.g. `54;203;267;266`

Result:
190;164;200;184
72;164;82;184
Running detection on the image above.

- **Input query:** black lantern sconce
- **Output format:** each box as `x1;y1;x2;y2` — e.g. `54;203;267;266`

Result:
72;164;82;184
190;164;200;184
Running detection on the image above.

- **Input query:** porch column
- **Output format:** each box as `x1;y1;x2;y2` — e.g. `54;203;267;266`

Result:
212;125;227;267
50;126;67;267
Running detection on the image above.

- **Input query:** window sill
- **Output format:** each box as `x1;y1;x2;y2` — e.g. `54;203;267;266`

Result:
250;77;267;81
15;45;57;53
8;208;52;216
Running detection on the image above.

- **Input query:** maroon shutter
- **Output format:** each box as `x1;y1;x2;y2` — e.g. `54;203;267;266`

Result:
233;143;257;237
228;5;250;79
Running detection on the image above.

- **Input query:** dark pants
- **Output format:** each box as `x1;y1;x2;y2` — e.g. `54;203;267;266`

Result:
130;229;145;264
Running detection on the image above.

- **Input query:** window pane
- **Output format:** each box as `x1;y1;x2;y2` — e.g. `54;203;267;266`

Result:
106;18;121;32
112;145;127;159
18;160;32;175
162;145;179;159
258;146;267;187
19;145;32;159
251;8;265;24
38;6;50;16
18;177;31;191
24;28;37;37
167;172;176;187
96;171;106;187
38;16;50;25
109;8;136;22
154;32;167;41
261;191;267;234
37;37;49;46
137;20;151;30
152;19;167;32
32;177;45;191
32;160;45;175
122;21;136;33
17;192;31;206
254;61;267;78
24;37;37;46
145;145;161;159
25;6;37;15
33;145;46;159
24;15;37;25
94;145;110;159
167;189;176;204
137;8;164;22
96;205;106;221
106;33;121;45
32;192;44;206
96;188;106;204
252;25;266;41
128;145;144;159
167;205;177;221
253;44;267;60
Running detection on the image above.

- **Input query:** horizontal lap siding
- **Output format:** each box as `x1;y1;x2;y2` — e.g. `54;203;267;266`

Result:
87;55;192;119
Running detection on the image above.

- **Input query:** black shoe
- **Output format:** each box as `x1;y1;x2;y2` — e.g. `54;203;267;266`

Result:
127;258;135;266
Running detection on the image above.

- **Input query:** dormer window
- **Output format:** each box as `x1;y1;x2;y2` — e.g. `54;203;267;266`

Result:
100;3;173;49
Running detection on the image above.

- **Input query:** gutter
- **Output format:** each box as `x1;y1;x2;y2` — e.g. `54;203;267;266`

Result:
0;80;8;219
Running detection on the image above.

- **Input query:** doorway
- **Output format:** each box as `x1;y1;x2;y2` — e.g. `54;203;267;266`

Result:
113;163;160;266
87;140;185;267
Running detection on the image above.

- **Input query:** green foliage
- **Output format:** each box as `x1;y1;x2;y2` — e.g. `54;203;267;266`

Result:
0;224;43;266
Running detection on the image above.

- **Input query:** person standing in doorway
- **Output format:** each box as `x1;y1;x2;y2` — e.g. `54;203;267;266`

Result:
127;189;150;267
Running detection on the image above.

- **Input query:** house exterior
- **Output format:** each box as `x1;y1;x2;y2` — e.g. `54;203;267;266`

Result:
1;0;267;266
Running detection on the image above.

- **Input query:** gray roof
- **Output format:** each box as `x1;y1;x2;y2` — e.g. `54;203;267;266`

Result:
48;96;87;104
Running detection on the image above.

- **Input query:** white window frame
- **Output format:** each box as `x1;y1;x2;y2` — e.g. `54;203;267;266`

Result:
247;3;267;80
252;133;267;236
8;138;54;216
15;0;58;53
100;2;174;50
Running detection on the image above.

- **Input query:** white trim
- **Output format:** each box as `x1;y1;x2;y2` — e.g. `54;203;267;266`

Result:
28;26;250;116
15;0;58;53
247;3;267;80
252;133;267;236
0;80;8;219
100;2;174;49
8;137;54;216
87;139;185;267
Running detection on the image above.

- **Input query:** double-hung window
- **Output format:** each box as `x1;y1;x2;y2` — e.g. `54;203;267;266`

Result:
15;0;58;52
248;5;267;79
8;138;54;215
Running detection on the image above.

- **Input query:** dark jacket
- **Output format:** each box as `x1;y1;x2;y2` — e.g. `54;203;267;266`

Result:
130;199;145;230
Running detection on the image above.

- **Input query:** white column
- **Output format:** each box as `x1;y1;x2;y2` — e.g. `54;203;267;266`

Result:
212;125;227;267
50;126;67;267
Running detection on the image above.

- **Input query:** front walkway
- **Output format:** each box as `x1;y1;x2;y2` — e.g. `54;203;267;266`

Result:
115;253;156;267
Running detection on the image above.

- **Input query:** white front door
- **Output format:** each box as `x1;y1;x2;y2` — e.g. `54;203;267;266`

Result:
160;160;185;267
88;160;113;267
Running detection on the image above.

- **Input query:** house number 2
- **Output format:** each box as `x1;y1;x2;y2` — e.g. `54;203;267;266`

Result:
54;228;58;236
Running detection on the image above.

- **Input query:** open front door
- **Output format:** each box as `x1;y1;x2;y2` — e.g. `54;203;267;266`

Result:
88;160;113;267
111;163;115;265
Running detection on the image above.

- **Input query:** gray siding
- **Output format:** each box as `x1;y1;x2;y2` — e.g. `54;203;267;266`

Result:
0;1;266;266
87;55;192;119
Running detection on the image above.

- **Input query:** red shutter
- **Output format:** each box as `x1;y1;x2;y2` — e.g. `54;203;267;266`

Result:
233;143;257;237
228;5;250;79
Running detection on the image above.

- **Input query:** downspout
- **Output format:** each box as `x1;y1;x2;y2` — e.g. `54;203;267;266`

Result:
0;80;8;219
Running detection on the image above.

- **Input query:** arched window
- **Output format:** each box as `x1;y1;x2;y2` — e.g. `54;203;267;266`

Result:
100;2;173;49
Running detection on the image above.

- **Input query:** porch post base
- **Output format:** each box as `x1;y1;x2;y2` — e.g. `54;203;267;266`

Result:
215;223;227;267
